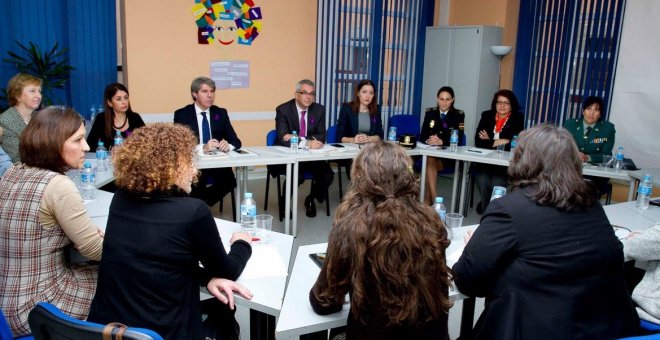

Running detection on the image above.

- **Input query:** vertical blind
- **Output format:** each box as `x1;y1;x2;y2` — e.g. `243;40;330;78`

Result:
316;0;433;128
513;0;626;126
0;0;116;118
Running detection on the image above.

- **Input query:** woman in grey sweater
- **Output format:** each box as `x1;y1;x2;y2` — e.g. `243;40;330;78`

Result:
623;222;660;324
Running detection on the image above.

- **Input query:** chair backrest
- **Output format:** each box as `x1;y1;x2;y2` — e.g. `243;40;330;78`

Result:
1;308;15;340
460;132;467;146
28;302;163;340
389;114;420;138
326;125;337;144
266;129;277;146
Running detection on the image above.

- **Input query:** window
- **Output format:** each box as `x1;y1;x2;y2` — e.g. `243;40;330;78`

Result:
316;0;434;127
513;0;626;126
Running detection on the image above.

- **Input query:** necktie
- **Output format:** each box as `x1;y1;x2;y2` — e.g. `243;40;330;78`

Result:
300;110;307;137
200;112;211;144
584;126;592;138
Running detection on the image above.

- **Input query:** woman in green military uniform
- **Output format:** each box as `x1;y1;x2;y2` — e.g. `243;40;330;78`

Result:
563;96;615;164
564;96;616;197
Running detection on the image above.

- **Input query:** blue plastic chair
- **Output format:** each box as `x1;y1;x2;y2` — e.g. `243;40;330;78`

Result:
389;114;420;139
28;302;163;340
1;308;34;340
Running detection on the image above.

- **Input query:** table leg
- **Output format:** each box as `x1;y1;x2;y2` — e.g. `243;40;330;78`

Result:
450;159;460;213
235;167;242;220
292;161;299;237
458;161;470;215
249;309;275;340
420;154;427;203
285;163;292;235
628;178;637;202
459;297;476;339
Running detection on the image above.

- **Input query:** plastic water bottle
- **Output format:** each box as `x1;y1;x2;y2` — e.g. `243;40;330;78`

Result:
490;187;505;201
636;174;653;210
80;161;96;200
95;141;108;172
433;197;446;223
113;130;124;146
614;146;624;172
290;130;299;155
449;129;459;152
240;192;257;235
388;126;397;141
509;135;518;159
89;105;96;124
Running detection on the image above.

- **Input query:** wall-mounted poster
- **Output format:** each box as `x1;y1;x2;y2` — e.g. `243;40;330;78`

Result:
191;0;263;46
210;61;249;89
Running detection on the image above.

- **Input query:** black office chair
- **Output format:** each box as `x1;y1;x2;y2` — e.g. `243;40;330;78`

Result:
264;130;330;221
28;302;163;340
326;125;350;200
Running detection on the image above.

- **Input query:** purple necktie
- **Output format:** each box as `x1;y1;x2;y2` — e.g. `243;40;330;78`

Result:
300;110;307;137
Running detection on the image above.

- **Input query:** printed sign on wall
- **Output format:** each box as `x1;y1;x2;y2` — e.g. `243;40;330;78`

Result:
192;0;263;46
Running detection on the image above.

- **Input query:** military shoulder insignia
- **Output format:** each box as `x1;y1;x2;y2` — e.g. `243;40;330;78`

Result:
457;110;465;115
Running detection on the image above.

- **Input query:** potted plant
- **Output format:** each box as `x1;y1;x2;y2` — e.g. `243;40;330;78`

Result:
3;41;75;107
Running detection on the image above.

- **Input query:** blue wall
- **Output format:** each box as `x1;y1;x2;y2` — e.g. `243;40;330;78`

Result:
0;0;116;118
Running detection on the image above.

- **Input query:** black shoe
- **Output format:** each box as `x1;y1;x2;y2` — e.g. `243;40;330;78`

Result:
305;196;317;218
476;201;484;215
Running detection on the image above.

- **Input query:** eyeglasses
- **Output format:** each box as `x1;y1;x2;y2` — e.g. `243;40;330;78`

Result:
296;91;316;97
496;101;511;106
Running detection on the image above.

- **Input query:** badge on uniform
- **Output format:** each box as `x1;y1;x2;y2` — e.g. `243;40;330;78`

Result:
429;120;435;128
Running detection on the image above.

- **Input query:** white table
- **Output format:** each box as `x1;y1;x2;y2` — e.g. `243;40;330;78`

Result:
604;198;660;230
418;146;639;215
83;189;114;218
275;226;474;339
197;147;295;234
629;168;660;187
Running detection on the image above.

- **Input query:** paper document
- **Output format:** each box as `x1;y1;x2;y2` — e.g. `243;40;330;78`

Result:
447;246;464;267
239;245;288;279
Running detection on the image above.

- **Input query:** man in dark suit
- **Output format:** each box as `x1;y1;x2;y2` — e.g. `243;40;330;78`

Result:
174;76;241;207
274;79;334;217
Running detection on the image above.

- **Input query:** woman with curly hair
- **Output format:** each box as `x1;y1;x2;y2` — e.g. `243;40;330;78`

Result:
309;141;452;339
88;123;252;340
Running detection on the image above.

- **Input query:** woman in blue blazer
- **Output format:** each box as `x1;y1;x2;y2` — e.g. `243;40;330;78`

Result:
336;79;384;144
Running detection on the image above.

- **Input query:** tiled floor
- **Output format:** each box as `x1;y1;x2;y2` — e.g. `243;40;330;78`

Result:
211;167;485;340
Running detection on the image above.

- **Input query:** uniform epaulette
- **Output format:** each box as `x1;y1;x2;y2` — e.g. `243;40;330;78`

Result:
457;110;465;115
426;107;436;112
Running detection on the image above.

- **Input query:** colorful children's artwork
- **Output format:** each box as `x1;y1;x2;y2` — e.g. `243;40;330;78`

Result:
192;0;263;46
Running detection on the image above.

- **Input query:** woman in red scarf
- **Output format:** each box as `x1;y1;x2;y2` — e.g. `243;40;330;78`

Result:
473;89;525;213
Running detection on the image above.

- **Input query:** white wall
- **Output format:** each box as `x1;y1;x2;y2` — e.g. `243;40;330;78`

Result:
609;0;660;169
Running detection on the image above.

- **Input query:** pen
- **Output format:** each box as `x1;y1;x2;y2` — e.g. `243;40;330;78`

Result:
467;149;482;154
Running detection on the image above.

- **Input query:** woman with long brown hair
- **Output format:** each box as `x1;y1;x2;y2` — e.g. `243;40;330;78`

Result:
453;124;638;339
86;83;145;148
310;141;452;339
336;79;384;143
